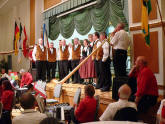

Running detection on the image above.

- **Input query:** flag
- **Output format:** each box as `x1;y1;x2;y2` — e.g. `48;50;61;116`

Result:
14;22;20;55
141;0;152;46
18;23;23;63
23;26;28;57
43;23;49;48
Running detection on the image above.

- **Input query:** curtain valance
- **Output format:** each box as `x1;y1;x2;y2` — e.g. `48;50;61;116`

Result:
48;0;128;40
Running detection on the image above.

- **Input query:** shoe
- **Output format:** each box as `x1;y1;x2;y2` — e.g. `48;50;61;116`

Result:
95;86;100;89
100;88;110;92
92;83;96;87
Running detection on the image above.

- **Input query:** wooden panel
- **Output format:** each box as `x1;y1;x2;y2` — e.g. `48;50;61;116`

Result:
132;0;157;23
30;0;35;45
44;0;61;10
133;31;159;73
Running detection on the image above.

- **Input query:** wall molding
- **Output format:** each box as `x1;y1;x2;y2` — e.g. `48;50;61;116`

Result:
130;21;165;31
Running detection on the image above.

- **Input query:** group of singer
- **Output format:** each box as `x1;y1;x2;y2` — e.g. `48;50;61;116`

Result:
32;23;130;92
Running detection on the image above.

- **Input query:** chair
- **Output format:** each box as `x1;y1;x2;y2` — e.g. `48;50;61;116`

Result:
94;95;100;121
0;102;3;118
46;83;62;104
36;94;45;113
113;107;138;122
45;87;81;121
73;87;81;106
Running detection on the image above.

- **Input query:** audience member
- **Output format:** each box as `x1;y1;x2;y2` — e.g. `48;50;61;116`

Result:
20;69;33;88
12;92;47;124
71;84;97;123
40;117;60;124
0;80;14;124
157;99;165;124
0;77;9;100
129;56;158;113
100;84;137;121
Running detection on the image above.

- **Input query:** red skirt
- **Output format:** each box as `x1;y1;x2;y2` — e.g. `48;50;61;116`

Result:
79;58;88;79
87;56;96;78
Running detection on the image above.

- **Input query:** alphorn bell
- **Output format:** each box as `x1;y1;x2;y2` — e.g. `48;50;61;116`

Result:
51;39;110;84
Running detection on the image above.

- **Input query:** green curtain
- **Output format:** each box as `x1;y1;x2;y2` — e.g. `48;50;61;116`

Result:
49;16;60;40
74;10;92;35
48;0;128;40
91;0;110;32
109;0;129;31
59;15;75;38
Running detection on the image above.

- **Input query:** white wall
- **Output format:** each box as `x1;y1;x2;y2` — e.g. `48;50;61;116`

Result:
35;0;44;43
0;0;30;72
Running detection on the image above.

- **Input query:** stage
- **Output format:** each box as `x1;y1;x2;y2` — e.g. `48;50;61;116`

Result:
46;81;115;117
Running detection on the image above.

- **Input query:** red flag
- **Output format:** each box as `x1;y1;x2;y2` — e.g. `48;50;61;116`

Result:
23;26;28;57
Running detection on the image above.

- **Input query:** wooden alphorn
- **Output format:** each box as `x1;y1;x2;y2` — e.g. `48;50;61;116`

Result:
52;39;108;84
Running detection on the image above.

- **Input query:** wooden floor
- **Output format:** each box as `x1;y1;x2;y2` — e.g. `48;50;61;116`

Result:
46;81;116;116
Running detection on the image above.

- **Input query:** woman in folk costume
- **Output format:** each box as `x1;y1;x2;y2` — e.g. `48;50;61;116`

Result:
79;39;90;84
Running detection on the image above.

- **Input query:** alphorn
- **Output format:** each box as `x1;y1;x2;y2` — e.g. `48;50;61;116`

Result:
51;39;109;84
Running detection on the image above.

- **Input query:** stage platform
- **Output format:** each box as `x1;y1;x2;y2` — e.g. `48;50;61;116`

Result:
46;82;115;116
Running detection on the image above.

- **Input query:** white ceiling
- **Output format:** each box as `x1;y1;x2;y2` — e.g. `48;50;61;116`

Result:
0;0;22;15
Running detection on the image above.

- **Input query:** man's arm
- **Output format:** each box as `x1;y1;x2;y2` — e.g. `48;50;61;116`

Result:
110;32;119;46
102;42;110;62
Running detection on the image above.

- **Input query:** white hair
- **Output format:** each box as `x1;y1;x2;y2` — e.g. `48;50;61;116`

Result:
20;69;25;74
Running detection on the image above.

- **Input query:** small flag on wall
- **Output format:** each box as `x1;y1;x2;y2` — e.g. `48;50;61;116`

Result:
23;26;28;57
18;23;23;63
43;23;49;48
141;0;152;46
14;22;20;55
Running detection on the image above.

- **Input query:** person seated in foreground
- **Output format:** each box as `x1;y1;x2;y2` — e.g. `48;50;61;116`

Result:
19;69;33;88
71;84;97;123
40;117;60;124
12;92;47;124
0;80;14;124
157;99;165;124
0;77;9;100
100;84;137;121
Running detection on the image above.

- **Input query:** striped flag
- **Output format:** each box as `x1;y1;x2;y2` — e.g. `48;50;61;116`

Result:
43;23;49;48
18;23;23;63
141;0;152;46
14;22;20;55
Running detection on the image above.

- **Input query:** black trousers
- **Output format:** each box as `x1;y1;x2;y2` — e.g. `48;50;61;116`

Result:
96;58;112;90
0;110;12;124
137;95;158;113
47;62;56;80
71;60;81;83
113;49;127;77
68;60;74;81
94;60;99;78
59;60;69;81
57;60;61;80
36;60;46;81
